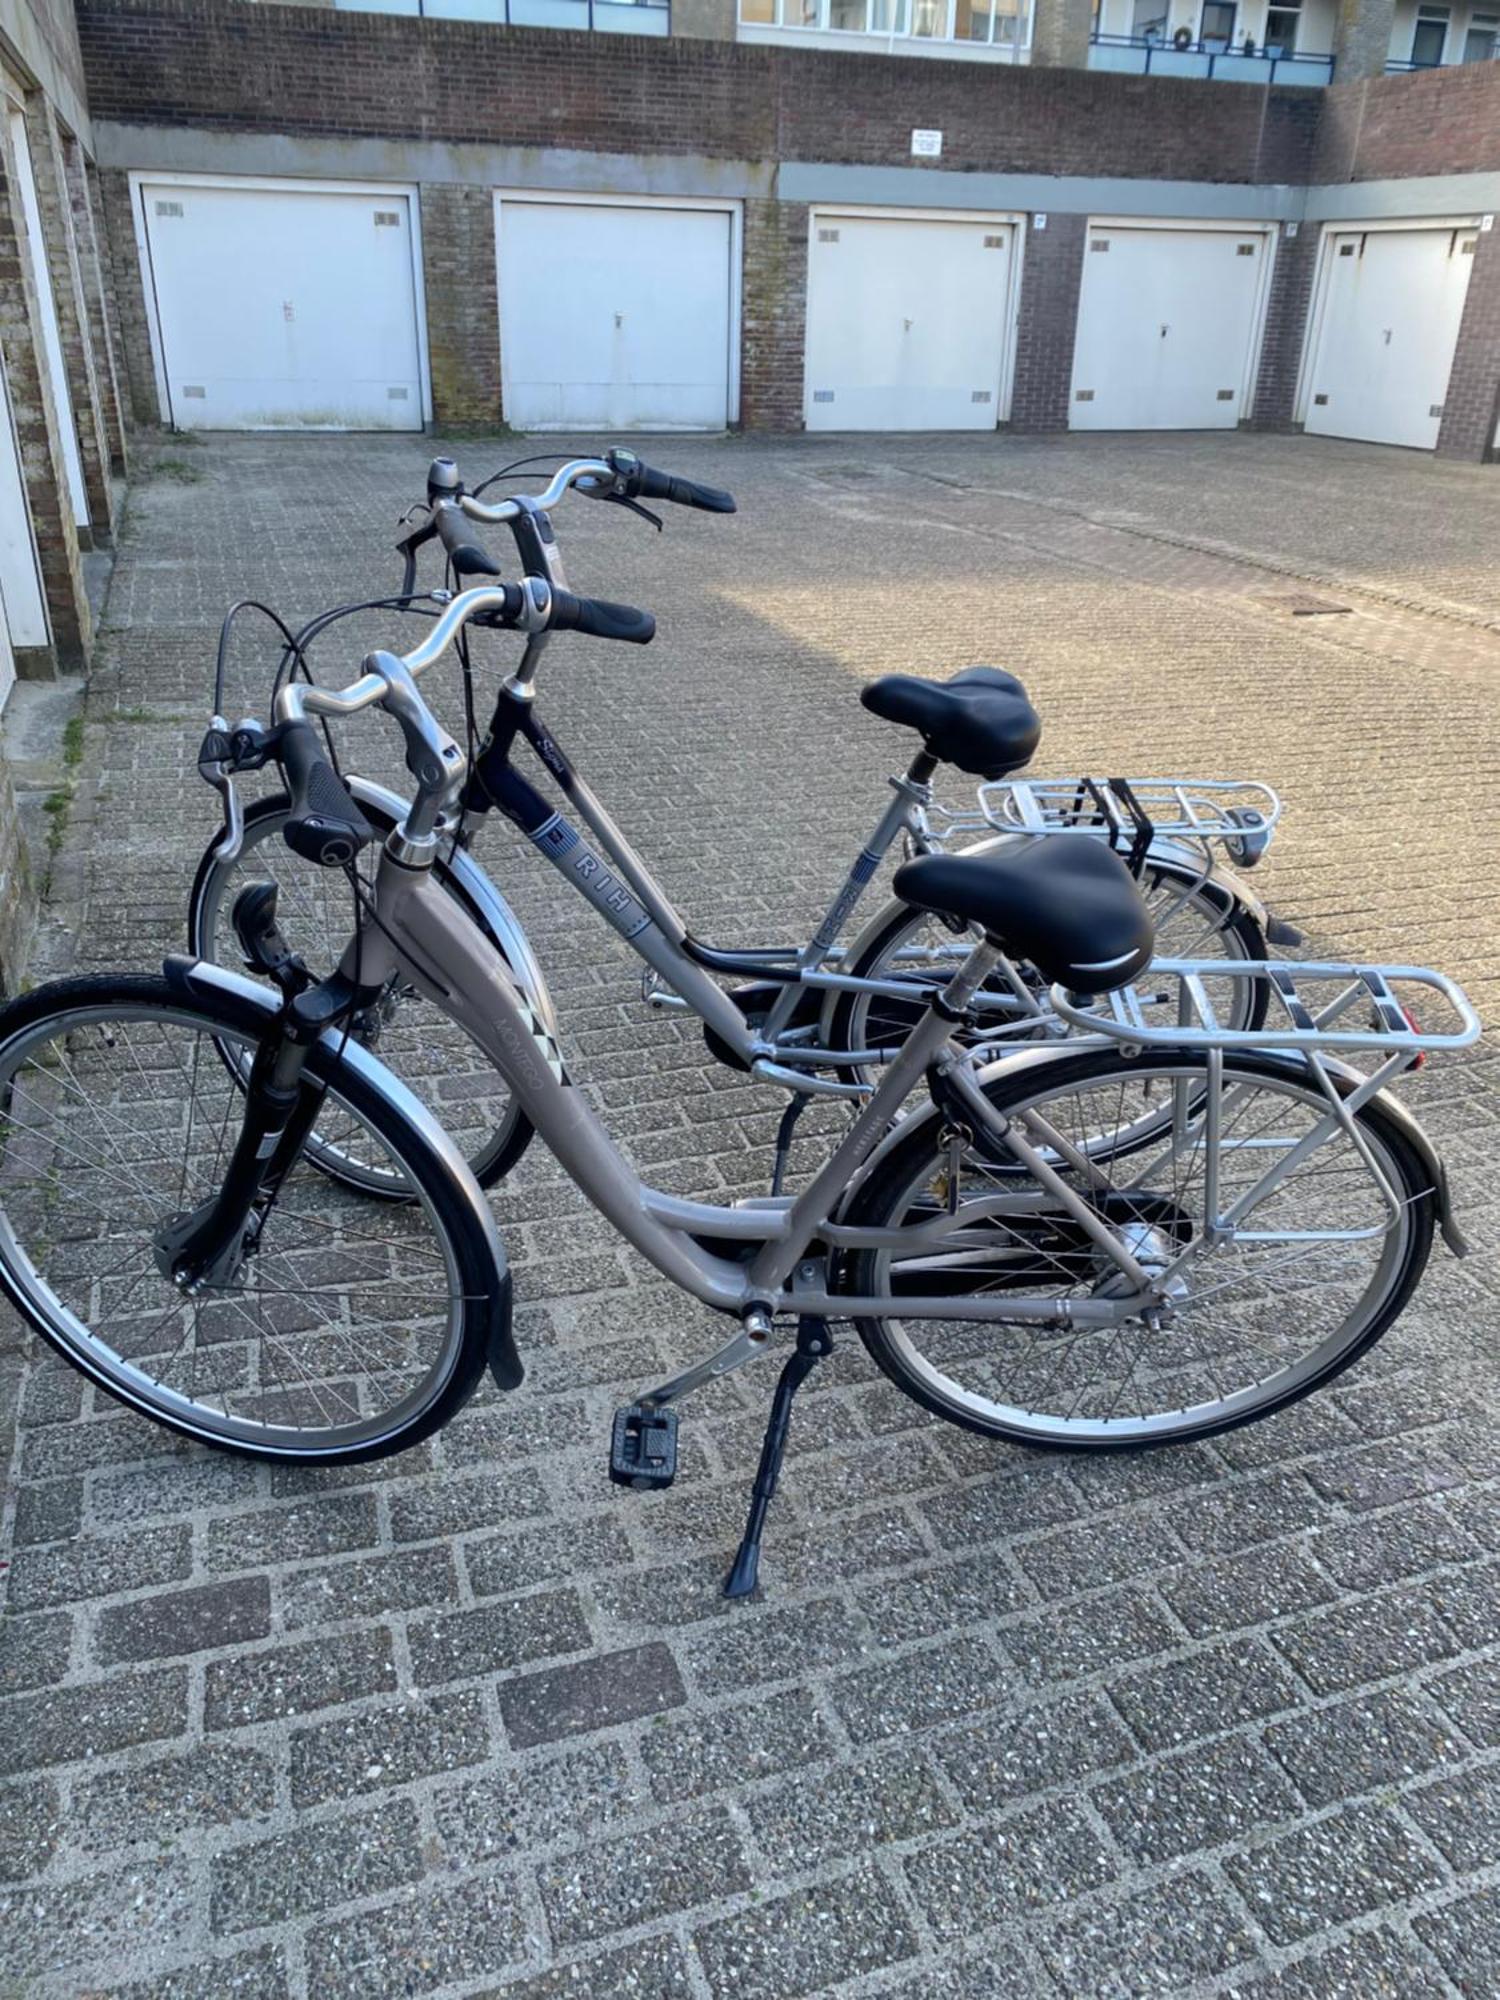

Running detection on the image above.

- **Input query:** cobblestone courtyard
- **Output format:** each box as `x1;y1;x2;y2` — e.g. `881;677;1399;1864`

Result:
2;429;1497;1997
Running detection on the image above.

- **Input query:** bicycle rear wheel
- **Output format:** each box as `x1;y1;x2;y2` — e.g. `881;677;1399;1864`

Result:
838;1047;1432;1450
189;790;534;1198
0;973;506;1462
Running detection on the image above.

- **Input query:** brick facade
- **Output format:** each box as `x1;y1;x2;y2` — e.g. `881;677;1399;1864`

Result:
69;0;1500;462
1439;228;1500;464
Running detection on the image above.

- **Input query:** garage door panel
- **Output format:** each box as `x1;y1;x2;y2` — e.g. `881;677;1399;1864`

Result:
497;203;731;432
1304;227;1477;452
805;216;1014;432
1071;227;1267;432
142;184;423;431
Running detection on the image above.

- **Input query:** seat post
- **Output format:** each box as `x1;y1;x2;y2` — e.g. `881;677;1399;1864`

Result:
905;750;939;786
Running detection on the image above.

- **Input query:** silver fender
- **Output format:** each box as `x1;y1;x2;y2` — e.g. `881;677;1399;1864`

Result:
162;953;523;1388
820;829;1267;1043
833;1039;1465;1256
345;776;559;1042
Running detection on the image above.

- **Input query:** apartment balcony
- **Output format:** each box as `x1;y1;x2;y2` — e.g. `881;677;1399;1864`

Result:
737;0;1032;61
334;0;669;30
1087;31;1333;79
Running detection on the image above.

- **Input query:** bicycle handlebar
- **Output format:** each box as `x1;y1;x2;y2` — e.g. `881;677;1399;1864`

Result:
277;718;375;868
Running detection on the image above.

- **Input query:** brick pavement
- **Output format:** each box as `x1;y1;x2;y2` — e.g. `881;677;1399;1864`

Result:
1;428;1497;1997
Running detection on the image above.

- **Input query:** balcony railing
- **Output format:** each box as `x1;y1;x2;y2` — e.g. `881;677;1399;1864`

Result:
739;0;1031;55
336;0;669;30
1088;31;1334;83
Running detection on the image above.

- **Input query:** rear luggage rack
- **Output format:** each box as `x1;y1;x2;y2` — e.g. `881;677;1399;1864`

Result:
1049;960;1481;1056
975;776;1282;869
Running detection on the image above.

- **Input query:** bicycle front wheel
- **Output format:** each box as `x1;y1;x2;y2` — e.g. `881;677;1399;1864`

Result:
838;1047;1433;1450
189;790;534;1198
0;974;505;1462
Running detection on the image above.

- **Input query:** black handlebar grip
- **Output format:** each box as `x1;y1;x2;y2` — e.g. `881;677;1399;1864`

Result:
548;589;656;645
432;500;503;579
634;463;737;515
278;720;374;869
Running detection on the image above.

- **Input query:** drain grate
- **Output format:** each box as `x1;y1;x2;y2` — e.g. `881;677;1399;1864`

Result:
1258;593;1353;618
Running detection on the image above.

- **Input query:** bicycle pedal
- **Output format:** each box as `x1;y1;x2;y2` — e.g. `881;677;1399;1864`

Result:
609;1404;678;1490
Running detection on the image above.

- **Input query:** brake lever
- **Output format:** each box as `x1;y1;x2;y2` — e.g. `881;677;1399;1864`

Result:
602;491;663;533
198;717;247;867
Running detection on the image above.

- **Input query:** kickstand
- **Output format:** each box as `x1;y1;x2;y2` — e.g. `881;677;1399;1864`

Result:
724;1316;834;1600
769;1093;809;1198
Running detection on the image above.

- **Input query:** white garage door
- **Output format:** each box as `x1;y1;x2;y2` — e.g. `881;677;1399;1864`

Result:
496;200;733;432
804;215;1016;432
140;182;424;431
1070;226;1270;431
1303;227;1478;452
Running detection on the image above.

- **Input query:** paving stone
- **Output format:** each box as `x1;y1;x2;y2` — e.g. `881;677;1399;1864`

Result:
70;1742;277;1853
745;1745;958;1870
685;1599;871;1696
1427;1657;1500;1747
1093;1733;1302;1864
1426;1555;1500;1650
903;1798;1117;1933
19;1415;186;1481
205;1626;399;1730
0;1776;62;1878
7;1522;191;1610
854;1550;1030;1646
768;1503;933;1594
435;1740;636;1863
1414;1886;1500;1995
1212;1399;1361;1472
875;1945;1053;2000
1223;1926;1443;1998
465;1513;634;1599
1308;1499;1480;1590
1000;1587;1182;1689
95;1575;273;1665
1303;1441;1464;1514
640;1686;839;1799
210;1797;423;1933
590;1550;738;1632
12;1476;84;1546
0;1858;196;1980
291;1687;492;1806
409;1592;594;1693
831;1634;1014;1744
1271;1583;1462;1697
0;1609;73;1694
1063;1444;1220;1511
1011;1512;1185;1602
1167;1471;1326;1555
934;1689;1135;1812
1110;1641;1301;1753
1162;1543;1336;1639
496;1639;685;1749
0;1666;188;1776
1042;1871;1259;1996
1264;1686;1465;1807
281;1546;459;1629
537;1806;752;1948
693;1867;920;1999
1403;1762;1500;1871
304;1867;532;1997
1224;1800;1446;1945
108;1943;291;2000
476;1933;695;1999
920;1468;1081;1551
205;1493;379;1571
387;1467;552;1543
91;1454;264;1525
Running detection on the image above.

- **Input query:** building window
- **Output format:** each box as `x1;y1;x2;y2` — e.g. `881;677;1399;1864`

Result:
1410;4;1449;64
1200;0;1236;49
1131;0;1168;37
1464;11;1498;58
1264;3;1298;52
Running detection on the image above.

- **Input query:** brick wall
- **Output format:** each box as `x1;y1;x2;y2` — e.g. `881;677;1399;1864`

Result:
1250;226;1319;432
741;198;807;435
1316;64;1500;185
0;759;35;996
1439;228;1500;464
1008;215;1086;435
421;184;501;429
75;0;1318;189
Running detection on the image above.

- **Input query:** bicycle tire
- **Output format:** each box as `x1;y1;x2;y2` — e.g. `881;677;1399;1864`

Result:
0;971;509;1463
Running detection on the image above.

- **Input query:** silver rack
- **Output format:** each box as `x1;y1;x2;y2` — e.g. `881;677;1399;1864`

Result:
967;776;1282;865
1049;960;1482;1056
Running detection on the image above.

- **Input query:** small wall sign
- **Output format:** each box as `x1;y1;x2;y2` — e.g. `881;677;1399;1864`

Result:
911;129;943;159
1481;214;1495;232
1284;221;1299;237
1034;213;1048;230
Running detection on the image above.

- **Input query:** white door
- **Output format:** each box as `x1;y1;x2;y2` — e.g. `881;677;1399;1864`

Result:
496;201;732;432
141;182;424;431
0;353;49;709
9;111;88;524
1070;226;1270;431
804;215;1015;432
1304;227;1478;451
